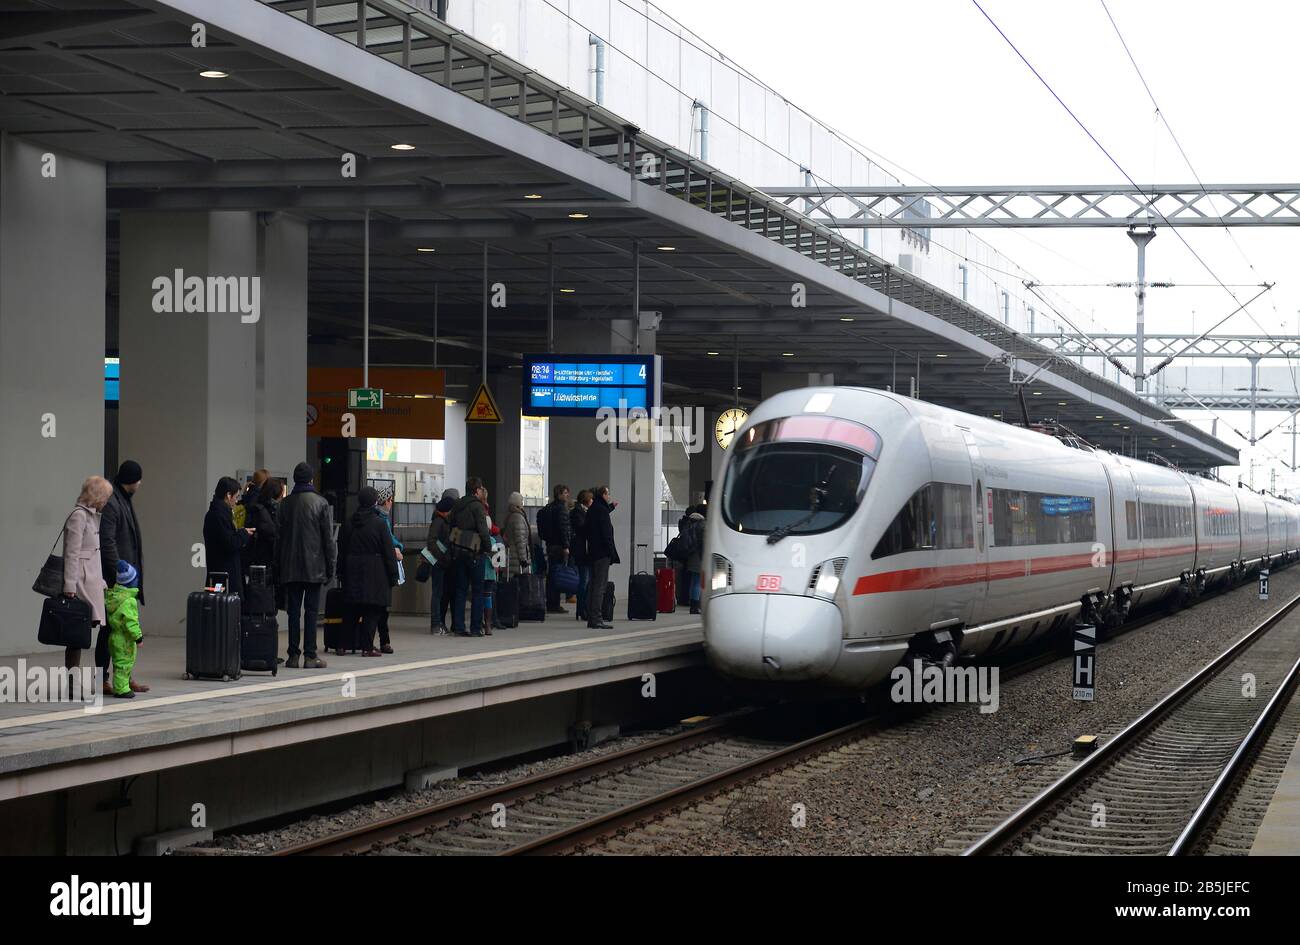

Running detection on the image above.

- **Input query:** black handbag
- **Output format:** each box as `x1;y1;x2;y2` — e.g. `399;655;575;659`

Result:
38;594;92;649
32;511;76;597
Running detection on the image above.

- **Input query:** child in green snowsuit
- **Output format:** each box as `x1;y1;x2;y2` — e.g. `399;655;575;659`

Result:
105;560;143;699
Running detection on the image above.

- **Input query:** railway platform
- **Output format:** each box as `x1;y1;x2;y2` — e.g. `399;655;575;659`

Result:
1252;727;1300;854
0;611;706;854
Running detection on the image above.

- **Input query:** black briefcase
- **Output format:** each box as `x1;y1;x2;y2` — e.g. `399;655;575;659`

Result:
38;595;92;649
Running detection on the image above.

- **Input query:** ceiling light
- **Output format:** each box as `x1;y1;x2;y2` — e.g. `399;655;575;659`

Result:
781;352;795;357
1095;415;1104;420
1032;391;1041;396
390;143;416;151
416;247;436;253
559;287;576;294
199;70;228;79
568;211;589;219
839;316;855;322
523;193;543;199
1123;425;1130;430
1058;401;1068;406
935;353;948;358
706;351;720;356
657;245;676;251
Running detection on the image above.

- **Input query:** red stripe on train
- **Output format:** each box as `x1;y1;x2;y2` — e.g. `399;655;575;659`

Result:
851;544;1198;595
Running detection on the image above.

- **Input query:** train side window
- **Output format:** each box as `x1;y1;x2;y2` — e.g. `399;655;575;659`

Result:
872;483;973;559
1126;500;1138;540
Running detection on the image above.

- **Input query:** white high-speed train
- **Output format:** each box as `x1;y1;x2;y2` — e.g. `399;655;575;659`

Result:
703;387;1299;692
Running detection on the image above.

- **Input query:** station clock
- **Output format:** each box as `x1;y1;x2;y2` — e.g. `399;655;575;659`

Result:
715;407;750;449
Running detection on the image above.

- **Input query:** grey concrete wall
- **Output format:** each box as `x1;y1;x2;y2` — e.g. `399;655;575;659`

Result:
466;370;521;506
119;211;259;633
0;135;105;656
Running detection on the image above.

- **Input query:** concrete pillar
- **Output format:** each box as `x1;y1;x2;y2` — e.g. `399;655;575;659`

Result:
442;401;467;496
689;408;726;508
0;135;106;656
255;214;308;476
465;371;520;510
546;318;662;587
119;210;305;633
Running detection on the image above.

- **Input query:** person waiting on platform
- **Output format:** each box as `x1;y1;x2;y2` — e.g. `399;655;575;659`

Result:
449;478;492;637
341;486;399;657
538;484;573;614
682;509;707;615
503;491;533;583
584;485;619;630
61;475;112;684
104;560;143;699
203;477;255;595
425;488;458;634
375;487;403;654
570;490;593;622
276;462;336;668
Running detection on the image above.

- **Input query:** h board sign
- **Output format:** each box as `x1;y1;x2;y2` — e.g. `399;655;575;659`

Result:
1072;624;1097;702
1259;569;1270;601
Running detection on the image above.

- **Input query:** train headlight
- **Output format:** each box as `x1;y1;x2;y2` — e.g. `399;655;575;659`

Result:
711;554;733;594
809;558;848;601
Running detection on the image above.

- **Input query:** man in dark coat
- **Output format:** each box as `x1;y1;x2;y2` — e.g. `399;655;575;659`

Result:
449;477;492;637
203;477;254;593
100;460;145;604
583;485;619;630
539;484;573;614
570;489;593;621
275;462;336;668
339;486;399;657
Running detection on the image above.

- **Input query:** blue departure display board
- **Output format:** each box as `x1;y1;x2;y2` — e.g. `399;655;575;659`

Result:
523;354;657;416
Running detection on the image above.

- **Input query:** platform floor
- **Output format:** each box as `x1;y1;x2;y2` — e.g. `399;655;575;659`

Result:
1251;725;1300;855
0;609;703;800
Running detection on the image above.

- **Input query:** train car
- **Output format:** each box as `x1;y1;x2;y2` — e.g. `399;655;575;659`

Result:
703;386;1285;694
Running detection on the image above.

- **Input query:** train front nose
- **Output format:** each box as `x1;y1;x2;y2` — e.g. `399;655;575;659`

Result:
705;593;843;681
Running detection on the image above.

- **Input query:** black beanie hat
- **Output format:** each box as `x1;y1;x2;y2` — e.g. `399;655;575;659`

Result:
293;462;314;484
358;486;379;508
116;460;143;485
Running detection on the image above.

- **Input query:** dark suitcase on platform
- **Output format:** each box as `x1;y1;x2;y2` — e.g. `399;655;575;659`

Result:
628;572;657;621
676;564;690;606
516;573;547;622
242;582;275;617
322;587;358;653
656;567;676;614
186;574;241;681
495;577;520;628
601;581;615;623
240;614;279;675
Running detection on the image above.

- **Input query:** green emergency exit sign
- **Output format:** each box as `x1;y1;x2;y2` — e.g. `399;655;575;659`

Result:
348;387;383;410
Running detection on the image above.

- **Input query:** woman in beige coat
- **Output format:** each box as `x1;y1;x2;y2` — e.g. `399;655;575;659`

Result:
63;476;112;671
502;492;533;580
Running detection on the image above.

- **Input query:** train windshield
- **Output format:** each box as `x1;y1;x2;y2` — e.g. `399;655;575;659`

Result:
721;417;878;538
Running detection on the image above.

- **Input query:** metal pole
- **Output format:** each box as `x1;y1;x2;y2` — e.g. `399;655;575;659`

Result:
630;239;639;570
432;283;439;370
733;334;739;409
1129;226;1156;393
360;210;371;390
1292;414;1296;472
547;241;555;353
481;241;488;384
1249;355;1260;444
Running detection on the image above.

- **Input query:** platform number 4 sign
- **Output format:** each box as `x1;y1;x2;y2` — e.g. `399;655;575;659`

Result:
1072;624;1096;702
1259;569;1270;601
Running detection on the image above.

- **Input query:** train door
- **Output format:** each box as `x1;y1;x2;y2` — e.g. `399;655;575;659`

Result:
960;429;989;625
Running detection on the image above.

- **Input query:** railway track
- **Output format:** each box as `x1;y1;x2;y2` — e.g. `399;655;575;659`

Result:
964;590;1300;855
273;577;1287;856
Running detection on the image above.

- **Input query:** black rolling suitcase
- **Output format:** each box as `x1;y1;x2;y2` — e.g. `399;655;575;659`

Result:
601;581;615;622
516;573;547;622
627;547;657;620
496;576;520;628
322;586;357;653
244;564;275;616
186;573;241;681
240;614;279;675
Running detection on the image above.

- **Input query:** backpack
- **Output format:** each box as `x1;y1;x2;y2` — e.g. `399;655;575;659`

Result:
667;521;700;563
536;502;554;543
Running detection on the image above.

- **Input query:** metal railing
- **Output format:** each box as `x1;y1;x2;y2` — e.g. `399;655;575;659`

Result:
254;0;1230;459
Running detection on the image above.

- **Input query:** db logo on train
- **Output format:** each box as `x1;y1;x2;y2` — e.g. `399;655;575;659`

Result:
756;574;782;591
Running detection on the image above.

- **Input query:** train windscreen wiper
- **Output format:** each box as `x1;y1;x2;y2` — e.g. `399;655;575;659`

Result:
766;467;834;545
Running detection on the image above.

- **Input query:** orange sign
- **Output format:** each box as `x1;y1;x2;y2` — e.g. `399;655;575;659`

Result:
307;367;445;439
465;382;503;424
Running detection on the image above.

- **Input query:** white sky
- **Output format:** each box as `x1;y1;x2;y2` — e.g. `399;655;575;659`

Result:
650;0;1300;491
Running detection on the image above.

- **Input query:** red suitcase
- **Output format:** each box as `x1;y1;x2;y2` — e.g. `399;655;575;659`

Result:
656;567;676;613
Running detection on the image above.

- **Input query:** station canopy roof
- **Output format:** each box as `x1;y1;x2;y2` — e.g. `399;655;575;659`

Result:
0;0;1237;469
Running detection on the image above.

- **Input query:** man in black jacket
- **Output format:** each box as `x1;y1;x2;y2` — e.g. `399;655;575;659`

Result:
275;462;336;668
539;484;573;613
100;460;144;603
570;490;593;621
583;486;619;630
449;477;493;636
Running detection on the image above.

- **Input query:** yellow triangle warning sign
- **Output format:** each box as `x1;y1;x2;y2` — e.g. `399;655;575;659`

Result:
465;382;503;424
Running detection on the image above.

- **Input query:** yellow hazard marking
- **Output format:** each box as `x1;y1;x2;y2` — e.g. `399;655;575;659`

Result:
466;382;503;423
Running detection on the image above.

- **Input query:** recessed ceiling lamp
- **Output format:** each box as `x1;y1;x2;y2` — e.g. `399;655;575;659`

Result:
199;70;228;78
523;193;543;199
657;245;676;251
416;247;436;253
839;316;855;322
781;352;795;357
568;211;589;219
390;143;416;151
1032;391;1041;395
559;287;576;294
706;351;720;356
1095;414;1104;420
935;353;948;358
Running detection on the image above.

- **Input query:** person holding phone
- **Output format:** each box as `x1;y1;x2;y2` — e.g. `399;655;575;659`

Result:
204;476;255;595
